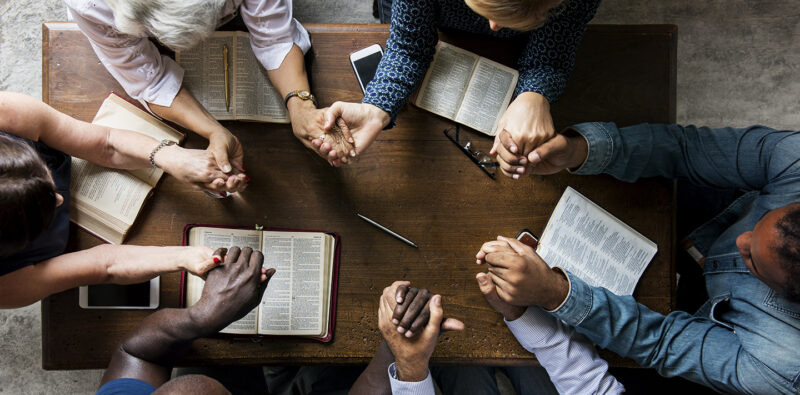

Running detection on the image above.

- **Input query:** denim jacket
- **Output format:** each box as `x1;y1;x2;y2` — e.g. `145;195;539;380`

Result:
551;122;800;394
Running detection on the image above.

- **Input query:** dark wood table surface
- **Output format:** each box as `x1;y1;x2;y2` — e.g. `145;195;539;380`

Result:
41;22;677;369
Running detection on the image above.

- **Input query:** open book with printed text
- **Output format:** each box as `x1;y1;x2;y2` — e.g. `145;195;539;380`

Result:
537;187;658;295
69;93;185;244
414;42;518;136
176;31;289;123
183;225;339;341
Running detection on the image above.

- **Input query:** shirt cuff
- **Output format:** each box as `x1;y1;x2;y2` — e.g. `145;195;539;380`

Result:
251;19;311;71
388;363;435;395
504;306;560;351
550;270;594;327
565;122;616;175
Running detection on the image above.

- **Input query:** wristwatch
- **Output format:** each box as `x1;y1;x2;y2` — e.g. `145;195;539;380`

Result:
284;90;317;107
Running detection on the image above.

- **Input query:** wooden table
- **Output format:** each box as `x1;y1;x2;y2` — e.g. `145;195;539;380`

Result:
42;23;677;369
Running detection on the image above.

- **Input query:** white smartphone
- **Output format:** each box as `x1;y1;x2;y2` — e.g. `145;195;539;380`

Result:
350;44;383;94
79;278;160;309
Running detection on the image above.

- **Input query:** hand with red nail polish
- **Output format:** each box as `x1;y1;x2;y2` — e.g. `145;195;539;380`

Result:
180;246;227;279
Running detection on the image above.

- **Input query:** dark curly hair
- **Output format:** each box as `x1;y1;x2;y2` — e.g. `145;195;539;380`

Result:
775;202;800;303
0;134;57;258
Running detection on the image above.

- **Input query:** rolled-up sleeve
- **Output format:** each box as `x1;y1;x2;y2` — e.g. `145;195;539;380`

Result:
66;0;183;107
241;0;311;71
387;363;435;395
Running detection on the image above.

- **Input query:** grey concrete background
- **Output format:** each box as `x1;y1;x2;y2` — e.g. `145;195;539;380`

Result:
0;0;798;393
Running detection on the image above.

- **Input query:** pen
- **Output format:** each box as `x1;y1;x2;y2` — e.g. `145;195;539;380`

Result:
357;214;418;248
223;44;230;111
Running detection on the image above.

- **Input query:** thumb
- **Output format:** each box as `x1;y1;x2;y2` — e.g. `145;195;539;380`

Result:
528;135;567;165
323;103;343;130
424;294;445;335
477;272;498;298
210;147;232;173
441;317;465;332
490;133;501;155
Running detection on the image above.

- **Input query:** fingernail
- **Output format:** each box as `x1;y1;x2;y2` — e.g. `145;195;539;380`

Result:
513;174;520;179
349;138;354;143
244;175;250;182
223;165;231;172
392;319;399;325
519;158;527;165
350;150;356;157
241;166;247;171
405;331;414;338
478;275;487;285
396;296;403;303
213;257;221;264
397;327;406;333
434;295;442;306
516;167;524;174
530;152;541;162
510;146;517;153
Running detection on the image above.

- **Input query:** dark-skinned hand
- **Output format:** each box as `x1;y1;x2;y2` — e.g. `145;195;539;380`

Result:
390;281;465;338
189;246;275;333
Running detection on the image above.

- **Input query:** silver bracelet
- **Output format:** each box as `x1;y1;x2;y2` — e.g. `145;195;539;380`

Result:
149;139;176;168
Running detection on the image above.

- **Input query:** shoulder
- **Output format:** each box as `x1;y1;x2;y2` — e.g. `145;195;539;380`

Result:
66;0;115;26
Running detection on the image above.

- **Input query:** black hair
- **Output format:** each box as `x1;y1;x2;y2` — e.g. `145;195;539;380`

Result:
775;202;800;303
0;134;57;258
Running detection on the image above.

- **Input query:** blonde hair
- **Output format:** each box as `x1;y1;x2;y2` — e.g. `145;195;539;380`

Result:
105;0;226;51
465;0;565;31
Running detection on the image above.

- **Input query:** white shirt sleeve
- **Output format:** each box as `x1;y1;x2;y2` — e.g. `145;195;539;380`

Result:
387;363;435;395
65;0;184;108
240;0;311;70
505;306;625;395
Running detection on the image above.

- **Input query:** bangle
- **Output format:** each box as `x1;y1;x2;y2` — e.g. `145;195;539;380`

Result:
149;139;176;169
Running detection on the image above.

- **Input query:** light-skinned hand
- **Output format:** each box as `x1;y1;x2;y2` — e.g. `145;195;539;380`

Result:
156;145;248;194
490;92;555;179
206;129;244;174
318;102;390;166
288;100;354;165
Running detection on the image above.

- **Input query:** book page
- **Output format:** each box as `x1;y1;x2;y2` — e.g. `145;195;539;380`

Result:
176;33;236;120
536;187;657;295
258;232;325;336
69;158;152;227
232;32;289;123
454;58;518;136
415;42;478;120
92;94;184;186
187;227;263;334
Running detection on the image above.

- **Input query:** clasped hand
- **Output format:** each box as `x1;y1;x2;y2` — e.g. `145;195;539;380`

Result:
491;92;555;179
189;246;275;333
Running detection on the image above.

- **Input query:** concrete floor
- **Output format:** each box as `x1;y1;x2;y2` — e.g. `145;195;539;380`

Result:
1;0;798;393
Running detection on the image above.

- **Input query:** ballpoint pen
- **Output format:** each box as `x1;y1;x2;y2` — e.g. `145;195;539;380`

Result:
223;44;230;111
357;214;418;248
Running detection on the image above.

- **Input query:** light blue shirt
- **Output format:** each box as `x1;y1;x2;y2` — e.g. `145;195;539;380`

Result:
552;122;800;394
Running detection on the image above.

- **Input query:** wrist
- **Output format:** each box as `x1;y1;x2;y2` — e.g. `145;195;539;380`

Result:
395;358;429;382
287;96;316;115
543;268;569;311
503;306;526;321
365;103;391;128
565;130;589;170
153;144;181;173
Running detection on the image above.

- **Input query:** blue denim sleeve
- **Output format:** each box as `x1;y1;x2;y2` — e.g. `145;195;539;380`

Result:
551;271;756;393
362;0;438;124
515;0;601;103
569;122;800;194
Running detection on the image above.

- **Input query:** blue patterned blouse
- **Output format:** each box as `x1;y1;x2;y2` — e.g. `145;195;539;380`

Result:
363;0;602;124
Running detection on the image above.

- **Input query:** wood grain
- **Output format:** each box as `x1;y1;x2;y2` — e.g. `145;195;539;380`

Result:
41;22;676;369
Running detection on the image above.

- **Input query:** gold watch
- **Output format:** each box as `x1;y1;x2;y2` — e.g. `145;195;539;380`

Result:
284;90;317;107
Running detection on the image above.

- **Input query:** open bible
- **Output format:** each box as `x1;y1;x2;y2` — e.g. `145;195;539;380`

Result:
176;31;289;123
69;93;185;244
536;187;658;295
182;225;339;341
414;42;518;136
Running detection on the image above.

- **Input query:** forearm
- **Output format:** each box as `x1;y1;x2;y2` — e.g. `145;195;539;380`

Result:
149;87;226;139
506;307;623;394
101;306;210;387
266;45;317;119
350;340;394;395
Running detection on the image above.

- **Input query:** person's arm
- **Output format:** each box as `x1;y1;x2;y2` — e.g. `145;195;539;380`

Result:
0;244;221;309
475;246;623;395
0;91;246;193
349;340;395;395
536;122;800;194
492;0;602;178
100;247;274;388
68;2;243;174
240;0;353;162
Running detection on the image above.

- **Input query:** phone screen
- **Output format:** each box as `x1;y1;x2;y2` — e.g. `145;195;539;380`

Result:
353;51;382;91
86;282;151;307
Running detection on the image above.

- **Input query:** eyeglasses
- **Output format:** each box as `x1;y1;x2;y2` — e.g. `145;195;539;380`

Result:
444;126;498;179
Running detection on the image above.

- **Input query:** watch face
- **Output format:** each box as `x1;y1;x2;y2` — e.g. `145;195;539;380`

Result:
298;91;311;100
